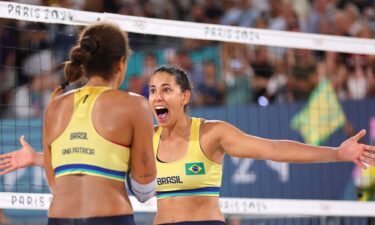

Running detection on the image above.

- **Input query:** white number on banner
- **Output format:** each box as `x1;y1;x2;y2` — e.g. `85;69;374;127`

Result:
231;158;256;184
230;157;289;184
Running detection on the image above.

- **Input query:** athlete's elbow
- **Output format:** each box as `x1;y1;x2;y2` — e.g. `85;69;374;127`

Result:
127;173;157;203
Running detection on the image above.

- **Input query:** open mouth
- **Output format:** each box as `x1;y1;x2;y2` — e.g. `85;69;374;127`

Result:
155;106;169;120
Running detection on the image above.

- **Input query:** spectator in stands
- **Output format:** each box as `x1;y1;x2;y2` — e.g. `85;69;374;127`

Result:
284;0;310;31
175;49;203;87
344;3;362;37
203;1;223;24
82;0;121;13
332;10;352;37
0;19;16;118
225;58;253;105
266;60;289;103
305;0;334;34
14;50;59;119
355;24;375;99
220;0;260;27
143;52;159;78
140;52;159;98
287;49;318;101
317;51;349;100
221;42;252;105
317;16;334;35
15;22;51;86
283;4;300;31
367;60;375;98
189;3;207;23
267;0;288;31
193;60;224;106
346;54;369;100
250;46;274;103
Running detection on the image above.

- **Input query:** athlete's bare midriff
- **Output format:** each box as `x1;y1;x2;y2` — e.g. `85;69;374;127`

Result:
154;196;224;224
48;175;133;218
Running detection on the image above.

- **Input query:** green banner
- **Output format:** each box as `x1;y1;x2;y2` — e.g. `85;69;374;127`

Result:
291;79;345;145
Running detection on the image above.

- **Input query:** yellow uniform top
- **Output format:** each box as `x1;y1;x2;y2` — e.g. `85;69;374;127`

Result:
358;166;375;201
153;117;222;199
51;86;130;182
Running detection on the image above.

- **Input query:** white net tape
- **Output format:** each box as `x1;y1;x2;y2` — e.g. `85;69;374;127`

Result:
1;192;375;217
0;1;374;54
1;1;375;218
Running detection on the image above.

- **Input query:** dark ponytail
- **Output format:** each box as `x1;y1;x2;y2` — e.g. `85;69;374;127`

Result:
51;22;130;100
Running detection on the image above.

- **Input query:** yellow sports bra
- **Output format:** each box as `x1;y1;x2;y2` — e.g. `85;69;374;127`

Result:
153;117;222;199
51;86;130;182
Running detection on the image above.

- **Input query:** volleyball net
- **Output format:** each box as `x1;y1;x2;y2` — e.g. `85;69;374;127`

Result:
1;1;375;224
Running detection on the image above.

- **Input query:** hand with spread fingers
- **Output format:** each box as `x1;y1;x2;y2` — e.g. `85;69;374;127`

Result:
0;136;39;175
338;129;375;169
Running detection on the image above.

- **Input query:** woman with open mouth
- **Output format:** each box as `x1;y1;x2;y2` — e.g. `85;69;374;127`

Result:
1;65;375;225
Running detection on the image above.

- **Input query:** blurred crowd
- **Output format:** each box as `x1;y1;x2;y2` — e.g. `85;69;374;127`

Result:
1;0;375;119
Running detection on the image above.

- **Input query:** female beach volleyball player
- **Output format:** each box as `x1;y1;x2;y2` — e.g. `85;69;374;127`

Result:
2;22;157;225
2;65;375;225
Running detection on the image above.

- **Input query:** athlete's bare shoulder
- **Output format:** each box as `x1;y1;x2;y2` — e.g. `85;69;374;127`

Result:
98;89;151;117
199;118;228;139
200;118;224;130
43;89;76;144
102;90;144;102
45;89;76;117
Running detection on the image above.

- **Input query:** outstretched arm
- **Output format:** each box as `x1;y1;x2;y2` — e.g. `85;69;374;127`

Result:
213;121;375;169
0;136;44;175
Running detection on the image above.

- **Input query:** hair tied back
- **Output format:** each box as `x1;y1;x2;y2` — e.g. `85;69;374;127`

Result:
60;80;70;89
80;37;99;55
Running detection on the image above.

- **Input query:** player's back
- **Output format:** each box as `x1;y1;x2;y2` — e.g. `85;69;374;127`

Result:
44;86;146;218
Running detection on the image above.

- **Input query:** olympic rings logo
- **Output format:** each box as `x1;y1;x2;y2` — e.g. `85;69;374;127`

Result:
134;20;147;30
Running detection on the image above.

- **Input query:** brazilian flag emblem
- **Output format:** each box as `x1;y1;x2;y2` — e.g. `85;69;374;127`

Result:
185;162;205;175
